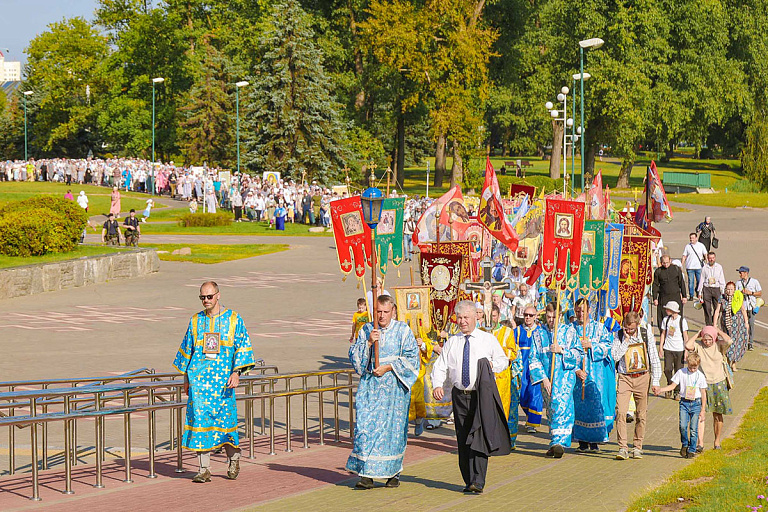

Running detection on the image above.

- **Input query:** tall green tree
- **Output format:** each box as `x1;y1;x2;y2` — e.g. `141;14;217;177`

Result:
243;0;349;182
179;40;235;167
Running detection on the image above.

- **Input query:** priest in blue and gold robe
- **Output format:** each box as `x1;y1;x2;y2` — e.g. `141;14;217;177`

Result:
347;295;419;489
571;298;616;452
173;281;256;483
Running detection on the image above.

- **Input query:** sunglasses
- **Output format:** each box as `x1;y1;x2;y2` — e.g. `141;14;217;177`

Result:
199;294;217;301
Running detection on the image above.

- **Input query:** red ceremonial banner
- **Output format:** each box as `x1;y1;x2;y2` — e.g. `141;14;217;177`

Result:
330;196;372;278
459;219;492;280
612;223;656;323
425;241;473;296
478;157;519;251
508;184;537;199
420;251;463;331
540;198;586;287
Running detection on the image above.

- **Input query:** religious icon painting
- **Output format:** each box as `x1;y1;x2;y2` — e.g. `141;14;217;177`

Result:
624;342;648;373
340;211;364;237
581;231;596;255
393;286;432;336
619;254;639;284
378;209;397;235
203;332;221;354
554;213;574;239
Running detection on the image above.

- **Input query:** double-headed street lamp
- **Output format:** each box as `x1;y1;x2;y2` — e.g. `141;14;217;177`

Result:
546;87;574;196
235;81;249;174
578;37;604;192
151;77;165;194
22;90;33;161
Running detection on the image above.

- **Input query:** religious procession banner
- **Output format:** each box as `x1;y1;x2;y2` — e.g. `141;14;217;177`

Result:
478;157;519;251
412;186;469;247
541;198;586;288
605;222;625;310
420;252;463;331
510;192;545;268
459;219;492;280
578;220;606;294
375;197;405;275
330;196;372;279
612;223;655;323
393;286;432;336
425;241;474;293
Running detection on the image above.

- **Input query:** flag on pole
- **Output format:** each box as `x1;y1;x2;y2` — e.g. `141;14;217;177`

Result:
412;185;471;247
586;171;606;220
478;157;519;251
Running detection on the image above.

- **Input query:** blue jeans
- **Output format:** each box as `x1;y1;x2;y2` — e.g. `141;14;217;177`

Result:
687;269;701;298
679;398;701;450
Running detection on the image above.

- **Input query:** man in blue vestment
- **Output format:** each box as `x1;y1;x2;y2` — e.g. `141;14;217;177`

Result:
173;281;256;483
529;304;583;457
514;312;544;433
571;298;616;452
347;295;420;489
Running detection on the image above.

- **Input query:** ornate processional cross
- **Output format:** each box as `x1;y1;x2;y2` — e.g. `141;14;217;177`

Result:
460;257;514;327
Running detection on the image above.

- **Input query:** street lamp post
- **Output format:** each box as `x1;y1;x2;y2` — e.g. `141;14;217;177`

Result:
546;88;573;196
235;81;249;174
151;77;165;194
578;37;604;193
22;90;33;161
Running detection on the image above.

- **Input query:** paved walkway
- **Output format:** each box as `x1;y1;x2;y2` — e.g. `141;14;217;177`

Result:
0;200;767;510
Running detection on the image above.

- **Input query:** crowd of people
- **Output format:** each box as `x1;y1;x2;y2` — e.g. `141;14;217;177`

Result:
344;217;762;492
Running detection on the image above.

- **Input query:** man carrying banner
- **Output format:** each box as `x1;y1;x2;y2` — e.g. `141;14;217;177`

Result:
514;305;544;433
530;303;583;457
572;298;616;452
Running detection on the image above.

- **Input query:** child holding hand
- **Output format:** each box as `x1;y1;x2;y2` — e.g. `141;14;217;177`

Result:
654;352;708;458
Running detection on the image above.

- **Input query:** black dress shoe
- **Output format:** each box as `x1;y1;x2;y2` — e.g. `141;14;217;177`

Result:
385;477;400;488
355;477;375;489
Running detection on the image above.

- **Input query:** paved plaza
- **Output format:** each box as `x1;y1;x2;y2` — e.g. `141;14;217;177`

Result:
1;202;767;511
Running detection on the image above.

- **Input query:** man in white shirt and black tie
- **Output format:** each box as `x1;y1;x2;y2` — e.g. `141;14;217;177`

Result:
432;300;510;494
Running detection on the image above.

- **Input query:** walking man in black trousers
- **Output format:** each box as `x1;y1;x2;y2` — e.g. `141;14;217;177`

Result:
432;300;510;493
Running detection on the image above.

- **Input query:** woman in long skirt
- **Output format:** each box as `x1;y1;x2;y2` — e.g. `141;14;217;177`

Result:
714;281;749;370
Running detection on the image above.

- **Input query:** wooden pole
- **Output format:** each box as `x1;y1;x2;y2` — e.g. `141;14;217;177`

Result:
371;230;380;368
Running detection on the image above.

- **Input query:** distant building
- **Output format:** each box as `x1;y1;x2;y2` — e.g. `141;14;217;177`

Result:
0;50;22;82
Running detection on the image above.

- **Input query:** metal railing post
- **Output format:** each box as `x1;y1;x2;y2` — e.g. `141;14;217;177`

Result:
63;395;74;494
302;376;309;449
122;390;133;483
333;373;340;442
268;380;275;455
148;388;157;478
94;392;104;488
175;387;184;473
30;397;41;501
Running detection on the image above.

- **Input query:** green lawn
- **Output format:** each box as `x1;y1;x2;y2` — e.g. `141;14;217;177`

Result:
142;243;289;263
140;220;333;236
627;387;768;511
0;244;125;269
0;182;167;214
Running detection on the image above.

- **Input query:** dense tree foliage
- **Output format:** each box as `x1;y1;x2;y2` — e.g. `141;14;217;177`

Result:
4;0;768;187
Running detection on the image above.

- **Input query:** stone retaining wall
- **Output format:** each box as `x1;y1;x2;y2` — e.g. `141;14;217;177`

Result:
0;248;160;299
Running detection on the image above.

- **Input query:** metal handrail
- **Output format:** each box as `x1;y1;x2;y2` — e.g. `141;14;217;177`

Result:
0;368;355;502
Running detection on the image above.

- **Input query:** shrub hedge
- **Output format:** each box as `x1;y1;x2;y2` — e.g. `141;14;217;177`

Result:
177;212;233;227
0;195;89;257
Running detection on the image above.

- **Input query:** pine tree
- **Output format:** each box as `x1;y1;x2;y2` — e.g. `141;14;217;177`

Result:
179;40;235;167
243;0;348;183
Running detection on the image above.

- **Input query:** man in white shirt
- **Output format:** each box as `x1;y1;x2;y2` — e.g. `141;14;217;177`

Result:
736;266;762;350
682;233;707;299
698;252;725;326
432;300;509;493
